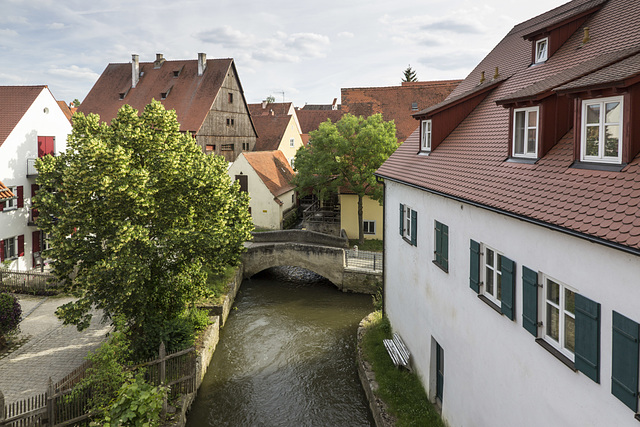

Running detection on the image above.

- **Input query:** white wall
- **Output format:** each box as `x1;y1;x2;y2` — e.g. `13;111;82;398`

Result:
384;179;640;427
0;88;71;270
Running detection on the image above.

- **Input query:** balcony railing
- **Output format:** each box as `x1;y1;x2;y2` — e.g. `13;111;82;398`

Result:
302;199;340;224
27;158;38;176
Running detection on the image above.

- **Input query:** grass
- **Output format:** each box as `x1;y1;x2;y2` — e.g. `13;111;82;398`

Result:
349;239;383;252
203;265;237;304
361;311;445;427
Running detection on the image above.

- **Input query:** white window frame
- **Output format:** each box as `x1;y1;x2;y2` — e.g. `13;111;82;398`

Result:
482;245;503;306
289;137;295;147
403;206;413;241
363;220;376;235
421;119;432;152
512;106;539;158
3;236;17;260
580;96;623;164
542;274;576;361
535;38;548;63
4;186;17;210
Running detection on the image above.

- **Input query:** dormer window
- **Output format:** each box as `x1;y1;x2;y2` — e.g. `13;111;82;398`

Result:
535;38;548;63
581;96;622;164
421;119;432;152
412;102;418;111
513;106;539;158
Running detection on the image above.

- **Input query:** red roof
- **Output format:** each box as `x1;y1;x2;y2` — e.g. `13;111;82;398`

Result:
377;0;640;253
78;58;237;133
296;109;345;134
56;100;74;122
341;80;461;142
243;151;295;202
248;102;293;117
252;115;292;151
0;86;47;147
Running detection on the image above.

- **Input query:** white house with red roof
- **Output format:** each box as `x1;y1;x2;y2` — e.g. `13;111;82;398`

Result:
376;0;640;426
0;86;71;270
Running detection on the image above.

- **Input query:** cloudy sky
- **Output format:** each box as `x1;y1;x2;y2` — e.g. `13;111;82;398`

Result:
1;0;568;107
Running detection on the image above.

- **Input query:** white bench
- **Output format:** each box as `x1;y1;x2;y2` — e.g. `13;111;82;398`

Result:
383;333;411;370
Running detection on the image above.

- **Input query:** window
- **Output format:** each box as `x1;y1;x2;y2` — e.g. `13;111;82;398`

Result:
37;136;55;157
289;158;294;167
3;237;17;259
205;144;215;152
399;204;417;246
483;246;502;305
226;118;230;126
469;240;515;319
242;142;250;150
228;92;233;103
289;138;295;147
543;275;576;360
411;102;418;111
421;120;432;152
535;38;548;63
221;143;234;151
581;96;623;163
3;186;17;210
235;175;248;192
434;220;448;271
513;106;539;158
363;220;376;235
231;118;235;126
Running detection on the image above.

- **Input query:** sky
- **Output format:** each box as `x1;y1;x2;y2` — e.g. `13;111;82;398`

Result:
1;0;570;108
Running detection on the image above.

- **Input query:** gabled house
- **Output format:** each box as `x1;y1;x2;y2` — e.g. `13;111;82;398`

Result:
248;102;304;166
79;53;257;162
228;151;296;230
0;86;71;270
376;0;640;426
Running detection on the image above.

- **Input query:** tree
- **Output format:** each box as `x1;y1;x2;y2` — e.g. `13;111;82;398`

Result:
402;65;417;82
265;95;276;103
35;101;253;354
293;113;397;244
72;98;81;108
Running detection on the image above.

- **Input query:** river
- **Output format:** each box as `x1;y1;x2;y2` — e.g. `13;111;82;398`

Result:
185;266;375;427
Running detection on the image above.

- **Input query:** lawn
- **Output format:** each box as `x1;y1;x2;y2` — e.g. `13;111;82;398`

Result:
348;239;383;252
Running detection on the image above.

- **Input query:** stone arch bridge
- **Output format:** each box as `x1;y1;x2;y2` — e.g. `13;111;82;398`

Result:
242;230;382;294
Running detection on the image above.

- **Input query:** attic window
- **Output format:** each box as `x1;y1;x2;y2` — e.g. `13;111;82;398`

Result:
119;93;126;100
535;38;549;63
161;86;172;100
228;92;233;103
173;70;180;77
421;120;432;152
221;143;234;151
412;102;418;111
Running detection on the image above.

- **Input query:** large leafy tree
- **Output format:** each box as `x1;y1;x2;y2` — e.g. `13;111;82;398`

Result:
293;113;397;244
35;101;253;349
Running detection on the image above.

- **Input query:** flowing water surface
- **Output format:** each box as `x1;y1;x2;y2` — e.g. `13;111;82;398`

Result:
185;267;375;427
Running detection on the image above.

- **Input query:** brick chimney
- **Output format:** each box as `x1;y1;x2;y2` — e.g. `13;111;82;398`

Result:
198;53;207;76
154;53;165;69
132;54;140;88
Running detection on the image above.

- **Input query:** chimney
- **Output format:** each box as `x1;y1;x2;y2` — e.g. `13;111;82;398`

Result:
154;53;165;69
583;27;591;44
270;109;274;116
198;52;207;76
132;54;140;88
261;100;267;109
332;98;337;110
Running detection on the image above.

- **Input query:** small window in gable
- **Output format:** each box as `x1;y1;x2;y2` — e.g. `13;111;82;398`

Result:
513;106;539;158
581;96;623;164
411;102;418;111
421;120;432;152
535;38;548;63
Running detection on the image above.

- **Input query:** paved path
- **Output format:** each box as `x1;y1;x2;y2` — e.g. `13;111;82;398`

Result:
0;295;112;405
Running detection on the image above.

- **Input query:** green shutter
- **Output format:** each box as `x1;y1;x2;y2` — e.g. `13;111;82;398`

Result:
469;240;480;293
441;223;449;270
575;294;600;383
410;209;417;246
435;221;442;264
399;204;404;236
522;266;538;336
612;311;639;411
500;256;515;320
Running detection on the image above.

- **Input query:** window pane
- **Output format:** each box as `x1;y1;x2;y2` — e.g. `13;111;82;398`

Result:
527;129;537;153
586;104;600;124
514;111;525;154
564;288;575;314
486;248;494;267
605;102;621;123
547;279;559;305
604;125;620;157
547;304;559;341
528;110;537;126
564;314;575;353
486;267;493;295
585;126;600;156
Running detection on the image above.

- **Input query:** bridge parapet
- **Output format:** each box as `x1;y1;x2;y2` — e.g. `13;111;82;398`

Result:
250;230;348;248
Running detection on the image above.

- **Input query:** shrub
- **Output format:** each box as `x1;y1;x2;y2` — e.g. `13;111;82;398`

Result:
0;292;22;347
97;373;166;427
187;308;211;332
131;315;195;361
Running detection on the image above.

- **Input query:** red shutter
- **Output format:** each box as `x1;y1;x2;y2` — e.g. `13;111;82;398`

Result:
32;231;41;266
38;136;46;157
18;235;24;257
31;184;39;221
31;184;39;197
17;186;24;208
0;199;3;212
47;137;55;155
0;240;4;262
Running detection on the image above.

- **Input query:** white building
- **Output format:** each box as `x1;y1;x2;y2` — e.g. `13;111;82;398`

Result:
376;0;640;426
0;86;71;270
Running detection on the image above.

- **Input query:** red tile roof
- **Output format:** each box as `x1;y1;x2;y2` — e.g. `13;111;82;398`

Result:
296;109;345;134
243;150;295;201
0;180;14;201
56;100;74;122
78;58;237;133
341;80;461;142
0;86;47;147
248;102;293;117
252;115;292;151
376;0;640;253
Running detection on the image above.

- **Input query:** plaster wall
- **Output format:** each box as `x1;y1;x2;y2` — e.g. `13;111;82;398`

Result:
339;194;383;240
0;89;71;270
277;116;304;167
384;179;640;427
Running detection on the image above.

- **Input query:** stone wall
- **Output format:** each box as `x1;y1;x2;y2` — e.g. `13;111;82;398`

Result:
250;229;348;248
342;270;381;294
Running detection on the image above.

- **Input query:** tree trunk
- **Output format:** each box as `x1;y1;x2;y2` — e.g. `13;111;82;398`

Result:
358;194;364;245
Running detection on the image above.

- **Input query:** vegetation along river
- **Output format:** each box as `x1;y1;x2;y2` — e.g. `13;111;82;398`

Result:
186;266;375;427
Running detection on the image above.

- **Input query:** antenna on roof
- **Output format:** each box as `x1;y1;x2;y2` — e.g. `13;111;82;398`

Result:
276;91;285;103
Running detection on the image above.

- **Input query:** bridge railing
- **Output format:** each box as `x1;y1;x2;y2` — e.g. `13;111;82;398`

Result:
345;249;383;272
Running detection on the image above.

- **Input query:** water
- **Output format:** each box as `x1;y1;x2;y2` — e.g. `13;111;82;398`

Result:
185;267;375;427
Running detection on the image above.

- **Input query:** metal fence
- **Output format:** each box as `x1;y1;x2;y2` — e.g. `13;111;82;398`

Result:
345;249;383;272
0;269;58;294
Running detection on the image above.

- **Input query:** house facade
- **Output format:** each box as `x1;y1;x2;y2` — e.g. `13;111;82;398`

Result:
339;191;383;240
79;53;257;162
376;0;640;426
0;86;71;270
228;151;296;230
248;110;304;167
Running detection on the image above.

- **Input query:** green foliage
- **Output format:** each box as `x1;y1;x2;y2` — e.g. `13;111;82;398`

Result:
72;99;81;108
348;239;383;252
0;292;21;347
35;101;253;346
94;372;166;427
402;65;418;83
204;265;236;301
187;308;211;332
293;113;397;243
266;95;276;103
131;315;194;360
361;313;444;427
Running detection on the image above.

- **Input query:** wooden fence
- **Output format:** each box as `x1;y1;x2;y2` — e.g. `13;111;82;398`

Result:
0;343;196;426
0;269;58;294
